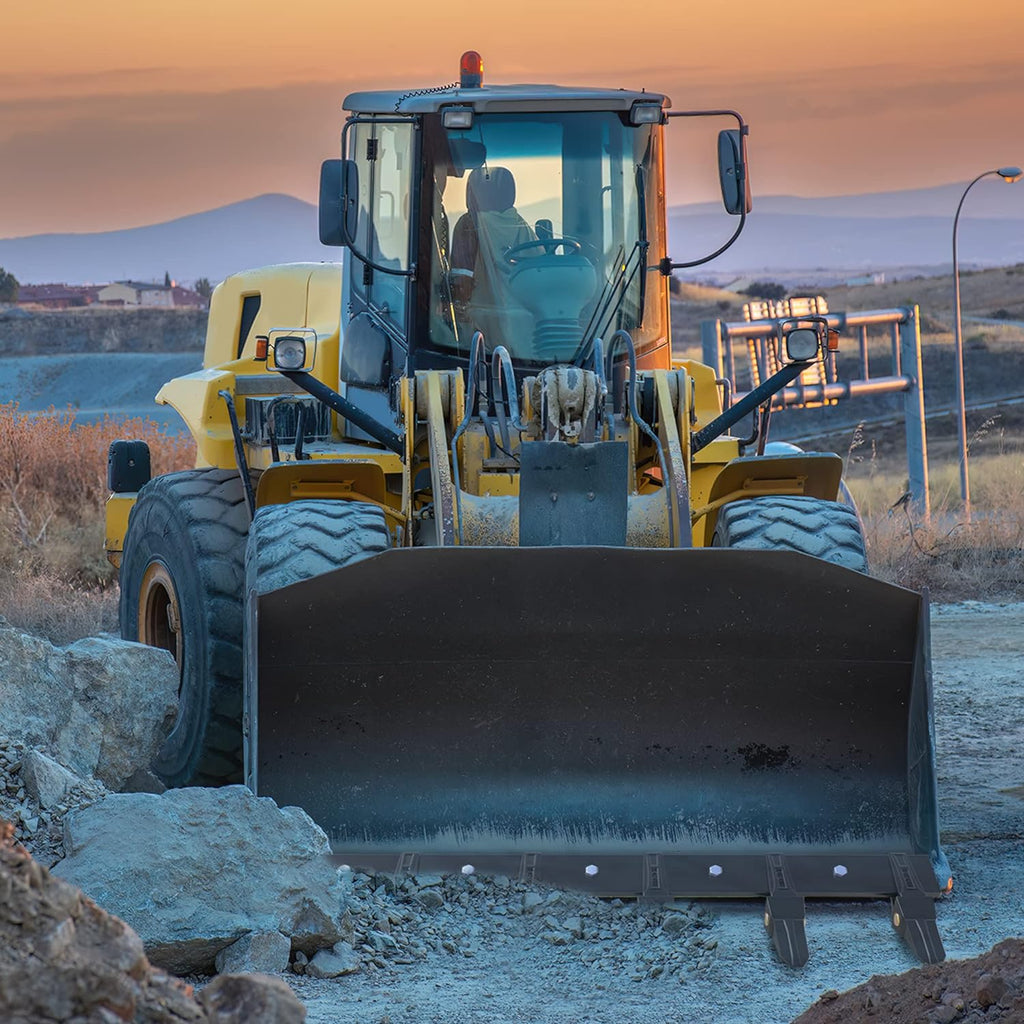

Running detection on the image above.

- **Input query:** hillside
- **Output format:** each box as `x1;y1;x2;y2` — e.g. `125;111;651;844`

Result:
2;180;1023;286
0;194;334;286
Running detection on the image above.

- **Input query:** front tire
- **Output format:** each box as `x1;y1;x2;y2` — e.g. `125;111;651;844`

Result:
712;494;869;573
119;469;249;786
243;500;391;789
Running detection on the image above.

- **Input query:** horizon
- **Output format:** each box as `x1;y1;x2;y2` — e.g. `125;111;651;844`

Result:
3;178;1023;245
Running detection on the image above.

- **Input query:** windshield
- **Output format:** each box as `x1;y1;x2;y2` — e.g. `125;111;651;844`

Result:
423;111;666;367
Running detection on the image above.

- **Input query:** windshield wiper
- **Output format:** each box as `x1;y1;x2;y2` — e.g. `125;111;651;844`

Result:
635;163;650;330
571;164;649;368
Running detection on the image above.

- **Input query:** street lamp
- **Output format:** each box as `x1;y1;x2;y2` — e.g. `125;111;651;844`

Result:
951;166;1022;519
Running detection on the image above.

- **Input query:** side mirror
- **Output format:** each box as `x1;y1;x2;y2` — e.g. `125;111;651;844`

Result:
718;129;751;216
782;325;821;363
319;159;359;247
319;160;344;246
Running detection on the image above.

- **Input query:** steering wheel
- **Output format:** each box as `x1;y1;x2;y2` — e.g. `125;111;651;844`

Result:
504;238;583;265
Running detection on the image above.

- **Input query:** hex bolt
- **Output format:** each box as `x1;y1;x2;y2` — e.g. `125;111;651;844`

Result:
833;864;848;878
709;864;723;878
585;864;599;876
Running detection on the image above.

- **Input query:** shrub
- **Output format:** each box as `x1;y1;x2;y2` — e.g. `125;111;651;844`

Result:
740;281;787;302
0;404;195;640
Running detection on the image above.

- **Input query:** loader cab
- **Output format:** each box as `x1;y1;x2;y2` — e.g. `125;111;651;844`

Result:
322;74;680;411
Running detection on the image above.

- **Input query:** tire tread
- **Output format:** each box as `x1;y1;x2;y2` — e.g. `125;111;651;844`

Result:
713;494;869;573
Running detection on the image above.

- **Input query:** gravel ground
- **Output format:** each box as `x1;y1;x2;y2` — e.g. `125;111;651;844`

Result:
4;602;1019;1022
283;601;1024;1024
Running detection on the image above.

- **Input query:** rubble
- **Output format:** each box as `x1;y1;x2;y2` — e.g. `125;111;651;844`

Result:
55;786;347;974
292;868;719;983
0;819;306;1023
0;735;107;867
793;938;1024;1023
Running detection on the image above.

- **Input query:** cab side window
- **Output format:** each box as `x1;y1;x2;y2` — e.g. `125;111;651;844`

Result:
349;121;414;335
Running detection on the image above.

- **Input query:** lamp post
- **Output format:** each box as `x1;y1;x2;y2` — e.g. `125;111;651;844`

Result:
951;166;1022;520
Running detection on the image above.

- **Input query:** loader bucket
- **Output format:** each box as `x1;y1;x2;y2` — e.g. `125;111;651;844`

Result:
247;547;949;962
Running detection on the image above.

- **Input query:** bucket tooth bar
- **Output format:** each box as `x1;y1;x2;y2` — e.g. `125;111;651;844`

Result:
890;852;945;964
765;853;808;968
330;850;945;967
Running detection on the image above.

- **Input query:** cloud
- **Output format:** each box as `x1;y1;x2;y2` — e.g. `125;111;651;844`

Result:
0;66;178;98
1;61;1021;237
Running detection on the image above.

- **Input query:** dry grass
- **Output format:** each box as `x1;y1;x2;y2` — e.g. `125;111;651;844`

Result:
845;423;1024;601
0;386;1016;648
0;404;194;643
822;262;1024;322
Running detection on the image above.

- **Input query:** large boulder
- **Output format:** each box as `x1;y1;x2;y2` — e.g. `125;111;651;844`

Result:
54;786;347;974
0;622;178;790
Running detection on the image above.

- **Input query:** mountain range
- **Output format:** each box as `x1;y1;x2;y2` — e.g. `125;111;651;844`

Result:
2;184;1023;287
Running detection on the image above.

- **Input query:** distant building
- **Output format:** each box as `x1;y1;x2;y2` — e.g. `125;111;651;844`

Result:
17;284;100;308
170;285;209;309
98;281;175;308
845;273;886;287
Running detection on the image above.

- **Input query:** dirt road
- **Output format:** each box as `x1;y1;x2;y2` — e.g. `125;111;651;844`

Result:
285;602;1024;1024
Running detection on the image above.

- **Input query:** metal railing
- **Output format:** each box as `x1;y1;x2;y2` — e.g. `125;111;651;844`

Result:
700;304;930;518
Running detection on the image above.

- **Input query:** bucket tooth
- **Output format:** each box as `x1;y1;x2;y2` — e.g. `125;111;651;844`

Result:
640;854;667;904
765;855;809;967
890;853;945;963
519;853;539;885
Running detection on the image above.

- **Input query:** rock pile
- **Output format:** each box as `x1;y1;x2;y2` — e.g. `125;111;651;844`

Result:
794;938;1024;1024
293;868;719;983
0;737;108;867
0;820;306;1023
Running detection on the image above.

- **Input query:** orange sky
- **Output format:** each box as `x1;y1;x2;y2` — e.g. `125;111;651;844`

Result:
3;0;1023;236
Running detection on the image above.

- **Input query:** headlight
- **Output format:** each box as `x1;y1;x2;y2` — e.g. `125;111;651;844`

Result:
783;327;819;362
266;328;317;372
442;106;474;130
271;335;307;370
629;101;663;125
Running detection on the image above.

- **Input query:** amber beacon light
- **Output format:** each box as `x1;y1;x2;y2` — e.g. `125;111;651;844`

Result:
460;51;483;88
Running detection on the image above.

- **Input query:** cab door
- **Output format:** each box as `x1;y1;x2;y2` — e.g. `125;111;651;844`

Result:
341;118;417;438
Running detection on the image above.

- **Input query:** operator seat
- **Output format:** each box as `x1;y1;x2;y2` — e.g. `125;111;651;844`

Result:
450;166;534;305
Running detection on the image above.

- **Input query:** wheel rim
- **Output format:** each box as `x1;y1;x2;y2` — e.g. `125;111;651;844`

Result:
138;561;183;672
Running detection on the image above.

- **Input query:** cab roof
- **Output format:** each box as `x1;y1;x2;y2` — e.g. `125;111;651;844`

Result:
343;83;671;116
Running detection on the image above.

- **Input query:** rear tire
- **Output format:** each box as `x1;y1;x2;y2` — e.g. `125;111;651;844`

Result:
712;494;869;573
119;469;249;786
243;500;391;788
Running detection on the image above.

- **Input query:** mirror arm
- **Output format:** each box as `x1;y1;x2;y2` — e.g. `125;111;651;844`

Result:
338;115;419;280
663;205;747;271
691;360;809;453
662;108;749;272
281;371;404;455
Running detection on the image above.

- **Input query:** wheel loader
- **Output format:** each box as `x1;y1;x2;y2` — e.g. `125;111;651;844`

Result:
106;52;950;967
